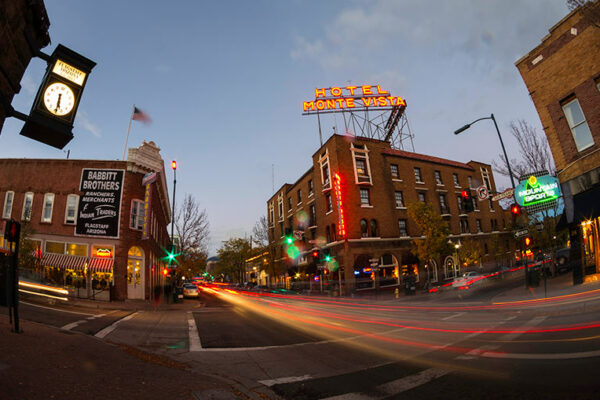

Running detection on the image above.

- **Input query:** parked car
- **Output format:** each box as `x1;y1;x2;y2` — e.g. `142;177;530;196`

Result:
183;283;199;298
452;271;482;288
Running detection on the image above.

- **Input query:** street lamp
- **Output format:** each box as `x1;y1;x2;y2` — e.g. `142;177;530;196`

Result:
169;160;177;267
454;113;516;189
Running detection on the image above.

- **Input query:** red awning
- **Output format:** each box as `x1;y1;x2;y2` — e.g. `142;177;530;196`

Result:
42;253;88;270
88;257;114;273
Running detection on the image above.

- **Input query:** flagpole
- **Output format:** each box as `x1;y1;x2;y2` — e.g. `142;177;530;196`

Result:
122;104;135;161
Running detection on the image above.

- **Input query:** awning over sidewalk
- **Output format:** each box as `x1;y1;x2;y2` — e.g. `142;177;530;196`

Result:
87;257;114;273
42;253;88;270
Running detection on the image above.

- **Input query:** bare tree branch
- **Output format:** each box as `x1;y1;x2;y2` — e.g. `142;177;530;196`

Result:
252;215;269;247
175;193;210;255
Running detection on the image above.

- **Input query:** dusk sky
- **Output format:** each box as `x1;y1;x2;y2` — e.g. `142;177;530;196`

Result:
1;0;570;254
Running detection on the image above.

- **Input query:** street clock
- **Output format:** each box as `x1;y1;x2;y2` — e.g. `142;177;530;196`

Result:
19;44;96;149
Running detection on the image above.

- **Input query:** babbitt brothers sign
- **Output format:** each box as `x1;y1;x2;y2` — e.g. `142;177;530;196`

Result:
75;169;124;238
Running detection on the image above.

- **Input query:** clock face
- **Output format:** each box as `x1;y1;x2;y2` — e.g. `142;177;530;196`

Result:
43;82;75;116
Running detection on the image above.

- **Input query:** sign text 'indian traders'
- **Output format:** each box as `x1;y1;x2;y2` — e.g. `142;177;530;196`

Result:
76;168;124;238
302;85;406;113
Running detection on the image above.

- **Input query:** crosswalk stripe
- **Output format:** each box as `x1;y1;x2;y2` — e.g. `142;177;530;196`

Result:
187;311;202;351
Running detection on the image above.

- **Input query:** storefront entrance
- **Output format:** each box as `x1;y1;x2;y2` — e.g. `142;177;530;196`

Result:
127;246;144;299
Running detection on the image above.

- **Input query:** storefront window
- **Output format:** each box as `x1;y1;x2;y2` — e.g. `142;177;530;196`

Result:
582;221;596;268
127;259;142;285
45;241;65;254
66;243;88;257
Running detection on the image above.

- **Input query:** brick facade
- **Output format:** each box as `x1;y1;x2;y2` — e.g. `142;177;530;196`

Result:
267;135;512;293
0;145;172;301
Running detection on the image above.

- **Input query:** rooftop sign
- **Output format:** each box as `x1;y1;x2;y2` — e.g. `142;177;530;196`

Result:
302;85;406;114
515;175;561;207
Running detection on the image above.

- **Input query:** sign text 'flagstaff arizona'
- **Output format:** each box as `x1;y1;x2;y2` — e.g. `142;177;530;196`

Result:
302;85;406;114
515;175;561;207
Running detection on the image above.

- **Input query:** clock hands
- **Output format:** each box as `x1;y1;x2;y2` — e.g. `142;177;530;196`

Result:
55;93;62;113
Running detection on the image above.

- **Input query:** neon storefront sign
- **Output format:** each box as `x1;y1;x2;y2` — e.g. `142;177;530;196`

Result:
302;85;406;113
95;248;112;258
515;175;561;207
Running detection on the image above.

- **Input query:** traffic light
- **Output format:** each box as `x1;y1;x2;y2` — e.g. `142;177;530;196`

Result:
324;250;331;262
312;250;320;259
3;219;20;242
284;228;293;244
163;268;169;276
461;189;474;212
510;203;522;222
524;236;532;248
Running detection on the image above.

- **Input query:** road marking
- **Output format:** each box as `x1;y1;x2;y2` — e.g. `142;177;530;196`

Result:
61;320;87;330
481;349;600;360
321;368;449;400
187;311;203;351
442;312;464;320
259;374;312;387
94;311;139;338
86;314;106;320
21;301;93;316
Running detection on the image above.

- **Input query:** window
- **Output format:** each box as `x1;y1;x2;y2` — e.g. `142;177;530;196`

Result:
67;243;88;257
484;243;489;255
360;188;370;205
269;203;274;226
22;192;33;221
3;191;14;219
297;189;302;204
563;98;594;152
355;159;367;175
279;222;284;237
453;173;460;187
489;199;494;211
288;217;293;230
418;192;426;202
457;196;463;213
394;191;404;208
326;194;332;212
46;241;65;254
130;199;144;229
390;164;399;178
476;219;482;232
41;193;55;223
326;225;331;243
370;219;378;237
331;224;337;241
414;167;423;183
480;167;491;191
320;152;331;189
439;194;448;214
65;194;79;224
360;219;368;237
398;219;408;237
278;198;283;219
491;219;498;231
435;170;443;185
308;179;314;195
460;219;469;234
473;197;479;211
467;176;473;188
310;204;316;226
288;197;292;211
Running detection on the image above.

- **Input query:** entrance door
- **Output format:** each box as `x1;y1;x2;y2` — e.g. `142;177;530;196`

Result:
127;246;144;299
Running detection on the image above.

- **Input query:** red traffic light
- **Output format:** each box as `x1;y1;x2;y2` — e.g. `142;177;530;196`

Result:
171;160;177;170
312;250;319;258
524;237;532;247
163;268;169;276
510;203;522;215
461;189;469;198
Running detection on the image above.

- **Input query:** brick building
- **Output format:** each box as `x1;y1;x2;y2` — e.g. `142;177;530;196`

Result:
0;141;172;301
515;2;600;282
267;135;512;293
0;0;50;132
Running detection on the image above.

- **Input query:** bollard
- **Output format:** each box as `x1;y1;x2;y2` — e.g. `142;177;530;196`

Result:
394;288;399;299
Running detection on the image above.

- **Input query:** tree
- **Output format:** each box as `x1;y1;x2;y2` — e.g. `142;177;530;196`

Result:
492;120;556;183
174;194;210;276
252;215;269;247
216;237;252;283
459;238;483;268
406;202;452;267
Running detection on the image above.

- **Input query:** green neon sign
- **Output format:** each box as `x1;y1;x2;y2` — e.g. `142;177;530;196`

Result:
515;175;561;207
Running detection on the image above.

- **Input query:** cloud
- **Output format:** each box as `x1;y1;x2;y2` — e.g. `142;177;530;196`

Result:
76;110;102;138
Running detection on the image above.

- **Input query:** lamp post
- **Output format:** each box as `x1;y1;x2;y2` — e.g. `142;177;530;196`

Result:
170;160;177;266
454;113;516;189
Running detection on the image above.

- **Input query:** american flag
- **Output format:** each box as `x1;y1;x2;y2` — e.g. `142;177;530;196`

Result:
132;106;151;123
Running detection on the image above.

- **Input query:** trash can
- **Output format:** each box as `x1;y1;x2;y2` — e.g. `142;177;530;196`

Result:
173;286;183;303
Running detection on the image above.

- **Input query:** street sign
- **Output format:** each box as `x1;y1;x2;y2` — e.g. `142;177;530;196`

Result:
293;230;304;240
514;229;529;238
369;258;379;263
491;188;515;202
476;185;489;201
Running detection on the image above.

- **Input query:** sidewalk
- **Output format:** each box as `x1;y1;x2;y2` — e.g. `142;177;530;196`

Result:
0;313;273;400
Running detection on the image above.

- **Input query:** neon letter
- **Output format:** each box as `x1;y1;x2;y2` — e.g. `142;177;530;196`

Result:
396;97;406;106
303;101;315;111
346;98;355;108
346;86;357;95
376;85;389;95
326;99;336;109
316;100;326;110
336;98;345;108
330;87;342;97
315;88;326;98
362;85;372;95
378;97;387;106
362;97;373;107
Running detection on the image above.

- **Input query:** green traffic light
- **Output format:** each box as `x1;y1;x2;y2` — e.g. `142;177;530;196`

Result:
325;255;331;262
285;236;293;244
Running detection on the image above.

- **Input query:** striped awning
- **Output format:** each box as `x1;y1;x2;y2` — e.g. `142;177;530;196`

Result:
42;252;88;270
88;257;114;273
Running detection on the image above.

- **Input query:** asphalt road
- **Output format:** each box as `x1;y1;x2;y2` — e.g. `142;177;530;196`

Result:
8;279;600;399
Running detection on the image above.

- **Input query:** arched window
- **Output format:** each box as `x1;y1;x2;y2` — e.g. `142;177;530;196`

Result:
370;219;378;237
360;219;368;237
